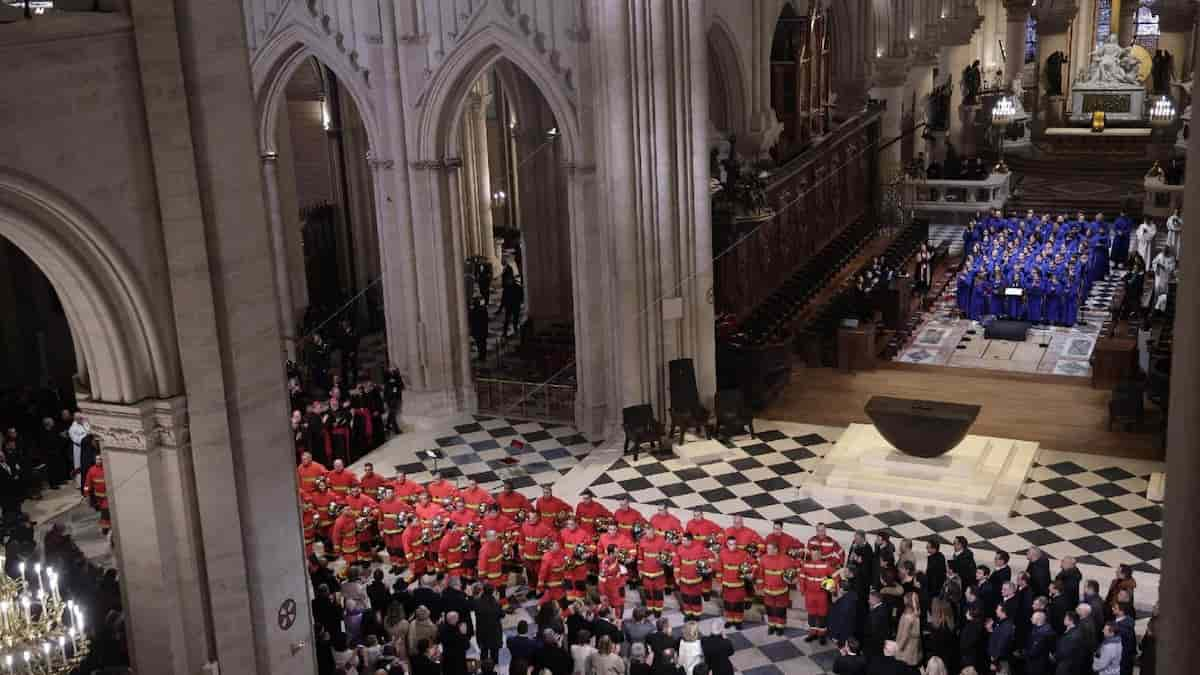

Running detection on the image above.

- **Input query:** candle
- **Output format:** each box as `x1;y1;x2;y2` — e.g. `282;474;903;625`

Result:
57;637;65;664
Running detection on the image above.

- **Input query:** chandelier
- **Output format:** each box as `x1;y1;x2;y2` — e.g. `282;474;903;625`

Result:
0;555;90;674
1148;96;1177;129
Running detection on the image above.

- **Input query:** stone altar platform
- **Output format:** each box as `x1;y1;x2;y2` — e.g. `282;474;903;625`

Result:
802;423;1038;524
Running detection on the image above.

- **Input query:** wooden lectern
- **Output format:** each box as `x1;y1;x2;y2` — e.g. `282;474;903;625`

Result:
837;321;876;373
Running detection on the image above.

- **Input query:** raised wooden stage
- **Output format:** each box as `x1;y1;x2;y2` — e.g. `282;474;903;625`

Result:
762;363;1162;460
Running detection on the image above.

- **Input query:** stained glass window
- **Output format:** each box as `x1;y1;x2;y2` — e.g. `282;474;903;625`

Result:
1025;16;1038;64
1094;0;1113;50
1134;0;1159;50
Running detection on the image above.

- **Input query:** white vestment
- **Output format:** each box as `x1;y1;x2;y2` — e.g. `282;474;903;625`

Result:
1134;222;1157;266
1166;214;1183;258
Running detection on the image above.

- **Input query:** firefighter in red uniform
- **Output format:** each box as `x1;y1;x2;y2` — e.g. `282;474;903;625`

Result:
766;521;805;560
307;476;339;545
637;528;673;617
757;541;799;635
807;522;844;566
296;451;327;492
300;493;319;554
439;524;472;579
649;504;683;592
686;509;724;599
597;523;637;588
495;480;532;523
330;509;362;566
598;544;629;619
460;478;495;516
446;499;480;581
341;483;378;518
391;471;425;505
673;532;716;621
325;459;358;497
718;536;755;628
426;471;460;507
401;520;430;578
376;487;412;558
559;518;593;603
535;485;572;526
413;492;447;528
520;511;557;590
481;504;521;576
801;547;835;643
725;515;766;557
83;455;110;534
357;462;389;498
537;540;569;610
613;497;647;583
574;492;611;537
478;529;510;612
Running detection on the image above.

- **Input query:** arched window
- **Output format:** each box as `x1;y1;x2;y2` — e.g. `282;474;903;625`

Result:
1094;0;1113;49
1024;15;1038;64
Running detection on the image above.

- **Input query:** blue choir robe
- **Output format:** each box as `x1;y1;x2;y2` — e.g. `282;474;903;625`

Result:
1062;277;1079;327
988;279;1007;317
956;270;974;316
1026;280;1045;324
963;227;977;254
1045;281;1064;325
1005;270;1025;318
1111;216;1132;264
1089;235;1110;284
970;279;990;320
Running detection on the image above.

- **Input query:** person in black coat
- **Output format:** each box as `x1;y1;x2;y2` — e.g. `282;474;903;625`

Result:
1048;581;1072;634
926;598;960;673
1027;547;1052;599
410;638;442;675
987;605;1016;674
474;586;504;664
645;617;678;662
441;578;475;632
383;367;405;434
1025;611;1056;675
925;541;946;600
591;606;623;646
699;622;735;675
311;584;343;641
366;569;391;615
959;608;988;674
1052;611;1084;675
412;578;444;622
505;620;539;664
468;298;490;360
533;629;573;675
1113;602;1137;675
833;637;869;675
438;612;473;675
950;537;977;590
863;592;890;659
500;277;524;337
828;585;859;646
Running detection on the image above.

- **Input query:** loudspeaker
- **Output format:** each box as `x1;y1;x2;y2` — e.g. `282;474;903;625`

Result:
984;319;1031;341
669;358;700;411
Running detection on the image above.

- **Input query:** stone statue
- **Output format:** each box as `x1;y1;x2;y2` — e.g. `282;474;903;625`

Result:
1076;34;1142;88
1152;50;1173;95
927;80;952;131
961;60;982;105
1045;50;1068;96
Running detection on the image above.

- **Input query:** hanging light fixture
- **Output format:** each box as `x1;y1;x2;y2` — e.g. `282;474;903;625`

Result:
0;556;90;673
991;95;1018;173
1149;96;1177;129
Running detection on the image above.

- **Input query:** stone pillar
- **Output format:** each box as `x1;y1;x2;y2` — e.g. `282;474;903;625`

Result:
1003;0;1034;84
942;43;976;143
467;92;498;267
1035;2;1078;128
1069;0;1097;98
261;154;297;360
78;397;213;675
1162;31;1200;675
515;122;573;324
1115;0;1137;45
589;0;716;420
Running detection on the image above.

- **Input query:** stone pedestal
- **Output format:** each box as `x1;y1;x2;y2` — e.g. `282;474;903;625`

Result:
803;423;1039;523
1045;95;1067;127
1069;84;1147;124
959;105;982;156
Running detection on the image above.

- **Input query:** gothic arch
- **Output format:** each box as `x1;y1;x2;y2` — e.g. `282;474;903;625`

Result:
415;24;582;164
0;170;180;403
708;17;750;134
251;22;381;156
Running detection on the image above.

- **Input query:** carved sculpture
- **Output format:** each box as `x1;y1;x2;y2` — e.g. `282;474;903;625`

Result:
1075;34;1142;88
1045;50;1068;96
961;60;982;105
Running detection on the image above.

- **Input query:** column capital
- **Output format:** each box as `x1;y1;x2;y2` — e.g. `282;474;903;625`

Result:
1033;2;1080;34
873;56;912;88
1003;0;1035;20
77;396;189;453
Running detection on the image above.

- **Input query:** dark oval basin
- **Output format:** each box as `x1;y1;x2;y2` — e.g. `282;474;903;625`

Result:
865;395;981;458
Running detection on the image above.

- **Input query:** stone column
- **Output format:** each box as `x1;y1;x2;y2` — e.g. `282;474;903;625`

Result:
871;56;911;180
1115;0;1137;45
78;397;214;675
515;123;573;324
261;154;297;360
1162;30;1200;675
589;0;716;419
1003;0;1034;84
1035;2;1079;128
467;92;498;267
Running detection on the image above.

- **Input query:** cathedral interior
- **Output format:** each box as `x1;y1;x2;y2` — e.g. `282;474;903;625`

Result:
0;0;1195;673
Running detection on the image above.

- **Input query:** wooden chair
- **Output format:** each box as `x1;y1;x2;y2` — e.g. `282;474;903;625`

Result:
668;358;709;444
622;404;665;462
714;389;755;441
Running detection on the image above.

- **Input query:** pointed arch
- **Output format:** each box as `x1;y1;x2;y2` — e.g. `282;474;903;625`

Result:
251;21;380;156
415;23;581;163
0;170;180;403
708;16;750;135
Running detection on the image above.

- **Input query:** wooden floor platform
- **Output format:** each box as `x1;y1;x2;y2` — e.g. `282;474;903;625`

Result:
762;363;1163;460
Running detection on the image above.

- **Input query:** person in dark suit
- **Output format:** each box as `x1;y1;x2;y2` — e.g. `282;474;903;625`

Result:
366;569;391;614
828;584;859;646
645;617;678;663
506;621;539;664
441;578;474;632
1048;581;1071;633
925;541;946;600
951;537;977;591
1113;602;1136;675
438;611;473;675
989;552;1013;590
1052;611;1084;675
699;620;735;675
1025;610;1057;675
409;638;441;675
863;591;890;660
833;637;869;675
474;586;504;664
988;604;1016;674
411;577;444;623
1027;547;1052;599
534;629;573;675
311;584;344;641
960;607;987;674
1054;557;1082;609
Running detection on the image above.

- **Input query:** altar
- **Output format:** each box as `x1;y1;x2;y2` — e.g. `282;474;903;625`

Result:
1044;126;1153;158
1067;34;1152;125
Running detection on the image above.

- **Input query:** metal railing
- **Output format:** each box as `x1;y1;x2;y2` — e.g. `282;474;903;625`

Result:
475;377;576;424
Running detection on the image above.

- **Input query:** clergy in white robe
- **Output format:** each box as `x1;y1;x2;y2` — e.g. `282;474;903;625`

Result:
1166;210;1183;259
68;414;90;487
1134;220;1158;267
1150;248;1177;310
